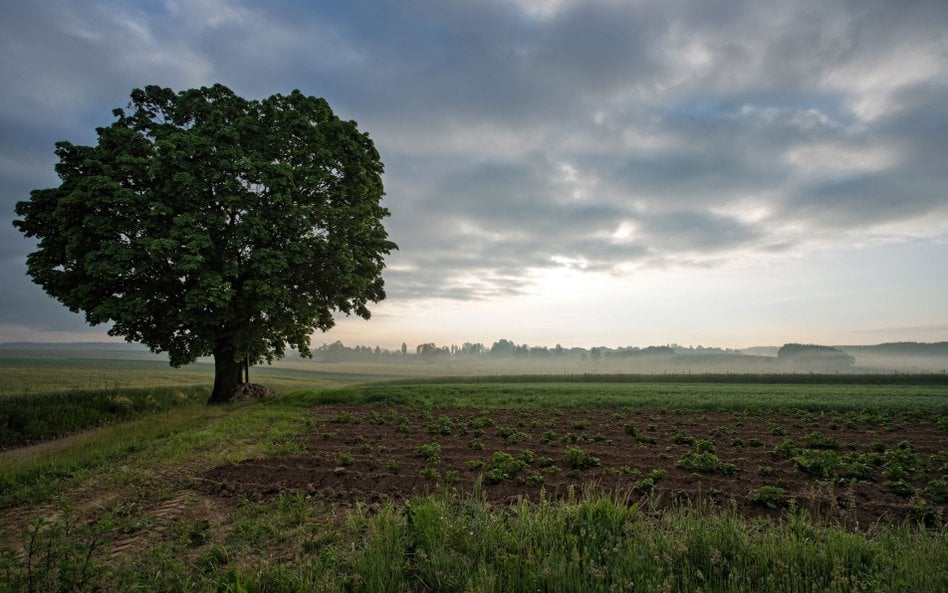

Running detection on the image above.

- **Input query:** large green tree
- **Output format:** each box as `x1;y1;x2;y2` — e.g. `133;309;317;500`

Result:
14;84;396;402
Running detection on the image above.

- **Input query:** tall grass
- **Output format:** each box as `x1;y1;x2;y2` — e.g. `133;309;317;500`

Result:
108;491;945;593
0;386;209;449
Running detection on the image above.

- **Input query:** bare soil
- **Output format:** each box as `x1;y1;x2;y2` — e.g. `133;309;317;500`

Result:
200;405;947;526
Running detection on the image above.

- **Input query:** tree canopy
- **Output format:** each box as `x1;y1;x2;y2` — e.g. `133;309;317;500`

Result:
14;84;396;402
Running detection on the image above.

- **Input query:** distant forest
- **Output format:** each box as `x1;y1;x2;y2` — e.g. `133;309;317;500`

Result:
310;339;948;364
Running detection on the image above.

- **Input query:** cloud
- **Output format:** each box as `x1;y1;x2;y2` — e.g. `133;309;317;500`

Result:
1;0;946;337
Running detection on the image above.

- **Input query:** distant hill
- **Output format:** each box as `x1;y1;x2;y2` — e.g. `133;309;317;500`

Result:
0;341;148;351
838;342;948;356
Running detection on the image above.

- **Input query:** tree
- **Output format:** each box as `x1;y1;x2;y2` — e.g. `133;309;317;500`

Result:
13;84;396;403
490;339;515;357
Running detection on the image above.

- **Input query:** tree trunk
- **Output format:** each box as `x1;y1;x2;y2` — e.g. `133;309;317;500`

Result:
209;346;243;403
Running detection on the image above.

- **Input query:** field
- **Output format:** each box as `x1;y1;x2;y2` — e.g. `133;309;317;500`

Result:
1;353;947;592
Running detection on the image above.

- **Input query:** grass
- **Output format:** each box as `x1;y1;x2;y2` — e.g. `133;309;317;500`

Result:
315;381;948;414
0;386;208;448
1;371;946;591
5;489;945;592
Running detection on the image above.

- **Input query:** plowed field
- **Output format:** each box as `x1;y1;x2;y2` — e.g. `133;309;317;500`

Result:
201;404;947;526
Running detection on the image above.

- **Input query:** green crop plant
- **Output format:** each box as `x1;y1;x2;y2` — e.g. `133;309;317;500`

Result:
563;446;600;470
792;450;841;478
414;443;441;464
496;426;531;443
483;451;528;484
801;431;839;450
427;415;454;436
632;477;656;495
695;439;716;453
675;450;735;475
772;438;798;459
526;472;545;487
748;485;789;509
672;431;696;445
330;410;358;424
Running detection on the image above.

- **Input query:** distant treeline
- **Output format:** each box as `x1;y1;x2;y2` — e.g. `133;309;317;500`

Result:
839;342;948;356
314;339;947;364
315;339;737;362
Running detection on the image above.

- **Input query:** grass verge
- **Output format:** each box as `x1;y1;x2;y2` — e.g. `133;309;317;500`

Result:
2;489;945;592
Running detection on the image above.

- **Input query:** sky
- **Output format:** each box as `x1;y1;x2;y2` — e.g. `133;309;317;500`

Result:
1;0;947;351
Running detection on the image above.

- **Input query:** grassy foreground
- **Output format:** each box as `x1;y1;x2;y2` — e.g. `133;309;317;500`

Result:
5;490;945;593
1;379;946;592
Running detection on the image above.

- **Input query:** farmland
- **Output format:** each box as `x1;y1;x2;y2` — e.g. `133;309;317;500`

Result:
1;355;946;592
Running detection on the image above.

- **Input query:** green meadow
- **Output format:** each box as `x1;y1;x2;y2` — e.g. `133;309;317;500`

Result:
1;352;946;592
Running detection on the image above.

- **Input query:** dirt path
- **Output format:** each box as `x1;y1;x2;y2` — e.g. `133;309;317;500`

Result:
0;426;115;463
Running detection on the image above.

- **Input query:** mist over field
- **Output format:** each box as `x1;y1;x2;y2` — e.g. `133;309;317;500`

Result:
4;340;946;375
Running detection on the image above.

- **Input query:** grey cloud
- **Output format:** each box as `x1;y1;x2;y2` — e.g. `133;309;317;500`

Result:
2;0;947;329
0;260;92;331
637;211;762;252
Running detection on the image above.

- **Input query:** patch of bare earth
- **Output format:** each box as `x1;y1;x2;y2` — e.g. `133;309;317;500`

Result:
199;404;947;527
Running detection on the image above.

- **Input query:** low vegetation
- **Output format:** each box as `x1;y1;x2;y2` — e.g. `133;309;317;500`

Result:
0;386;207;449
1;371;946;591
